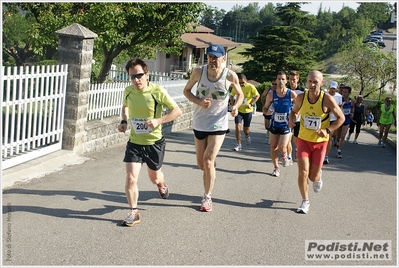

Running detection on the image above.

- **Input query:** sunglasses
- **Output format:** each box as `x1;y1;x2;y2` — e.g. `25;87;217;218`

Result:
272;83;277;86
130;73;145;80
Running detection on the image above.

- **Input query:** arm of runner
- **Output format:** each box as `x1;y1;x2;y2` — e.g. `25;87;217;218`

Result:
183;67;210;108
288;93;303;129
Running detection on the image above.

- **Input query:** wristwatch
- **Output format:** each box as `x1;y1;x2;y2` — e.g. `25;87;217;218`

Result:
326;128;331;134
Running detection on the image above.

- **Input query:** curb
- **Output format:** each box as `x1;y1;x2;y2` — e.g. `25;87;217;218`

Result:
2;150;89;190
364;128;396;149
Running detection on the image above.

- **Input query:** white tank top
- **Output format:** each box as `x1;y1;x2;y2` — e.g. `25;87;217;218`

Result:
192;65;229;131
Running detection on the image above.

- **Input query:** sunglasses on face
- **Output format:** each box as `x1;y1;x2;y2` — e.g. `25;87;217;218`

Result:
130;73;145;80
272;83;277;86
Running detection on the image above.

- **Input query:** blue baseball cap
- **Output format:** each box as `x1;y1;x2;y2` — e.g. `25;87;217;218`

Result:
206;44;225;58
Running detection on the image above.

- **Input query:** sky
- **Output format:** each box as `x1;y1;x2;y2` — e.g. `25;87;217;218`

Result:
202;1;362;14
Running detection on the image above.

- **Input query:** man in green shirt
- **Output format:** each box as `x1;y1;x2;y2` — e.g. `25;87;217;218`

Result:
118;58;182;226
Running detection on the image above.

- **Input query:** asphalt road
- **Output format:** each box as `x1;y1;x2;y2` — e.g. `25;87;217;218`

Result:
2;113;397;266
381;28;396;55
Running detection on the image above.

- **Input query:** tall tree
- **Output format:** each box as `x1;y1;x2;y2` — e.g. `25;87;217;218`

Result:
258;3;281;28
199;5;226;32
275;2;313;26
239;2;317;82
240;25;316;83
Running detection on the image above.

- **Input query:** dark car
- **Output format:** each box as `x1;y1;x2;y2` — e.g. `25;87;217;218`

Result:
370;29;384;35
363;38;386;47
377;41;386;47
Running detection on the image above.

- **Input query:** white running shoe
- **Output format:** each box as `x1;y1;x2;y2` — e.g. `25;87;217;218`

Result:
313;170;323;193
353;139;358;144
272;167;280;177
232;144;242;151
245;135;251;145
282;155;290;167
296;200;310;214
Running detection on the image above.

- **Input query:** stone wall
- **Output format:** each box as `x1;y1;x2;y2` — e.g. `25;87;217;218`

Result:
83;100;194;153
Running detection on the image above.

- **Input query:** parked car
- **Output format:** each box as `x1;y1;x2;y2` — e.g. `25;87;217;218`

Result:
370;29;384;34
367;34;383;41
364;42;377;50
363;38;386;48
377;41;386;47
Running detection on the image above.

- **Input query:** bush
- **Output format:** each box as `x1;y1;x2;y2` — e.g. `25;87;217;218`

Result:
255;82;271;112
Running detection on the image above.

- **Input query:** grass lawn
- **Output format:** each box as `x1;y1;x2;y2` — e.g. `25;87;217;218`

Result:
227;43;253;67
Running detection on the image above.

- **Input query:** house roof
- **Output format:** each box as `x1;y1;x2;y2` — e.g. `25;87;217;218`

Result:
187;23;214;33
247;80;260;87
181;33;240;49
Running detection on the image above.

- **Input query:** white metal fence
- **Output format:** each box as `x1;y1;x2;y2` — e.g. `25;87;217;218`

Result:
109;67;185;82
87;72;187;121
1;64;68;169
87;82;130;121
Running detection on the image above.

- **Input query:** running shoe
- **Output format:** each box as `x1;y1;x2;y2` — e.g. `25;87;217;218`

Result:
158;183;170;199
353;139;358;144
245;135;251;145
122;210;140;226
336;151;342;158
323;156;329;164
381;143;386;148
313;170;323;193
282;155;290;167
378;140;382;146
272;167;280;177
233;144;242;151
288;157;293;166
296;200;310;214
200;196;212;212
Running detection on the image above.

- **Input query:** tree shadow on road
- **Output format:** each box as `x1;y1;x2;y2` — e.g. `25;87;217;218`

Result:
2;189;297;224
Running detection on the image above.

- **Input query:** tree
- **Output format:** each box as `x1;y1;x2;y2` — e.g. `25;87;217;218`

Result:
336;42;396;99
8;3;205;83
238;2;317;82
2;4;37;66
275;2;314;26
199;5;226;33
357;2;393;27
240;25;317;83
258;3;281;28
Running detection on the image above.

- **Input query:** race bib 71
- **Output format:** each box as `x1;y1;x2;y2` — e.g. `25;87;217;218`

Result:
303;116;321;130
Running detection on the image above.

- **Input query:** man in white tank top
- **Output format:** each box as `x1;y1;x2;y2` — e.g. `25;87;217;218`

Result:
183;44;244;212
324;81;342;164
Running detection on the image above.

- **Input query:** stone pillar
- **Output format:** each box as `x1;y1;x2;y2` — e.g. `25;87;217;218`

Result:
55;24;97;154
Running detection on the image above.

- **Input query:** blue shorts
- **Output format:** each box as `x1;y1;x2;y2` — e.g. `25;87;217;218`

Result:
268;125;291;135
234;112;253;127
